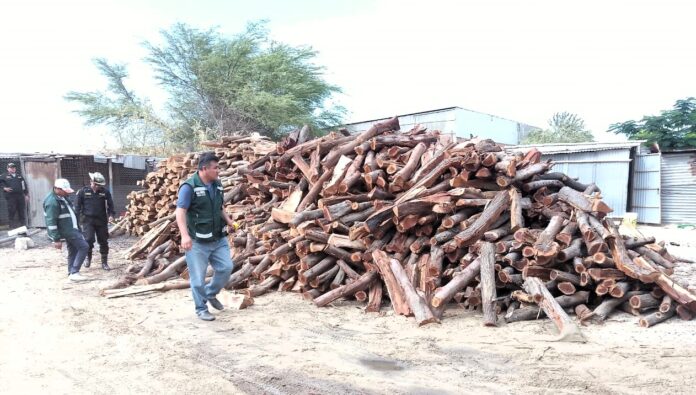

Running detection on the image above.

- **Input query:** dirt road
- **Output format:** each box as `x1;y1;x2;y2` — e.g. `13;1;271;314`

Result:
1;234;696;394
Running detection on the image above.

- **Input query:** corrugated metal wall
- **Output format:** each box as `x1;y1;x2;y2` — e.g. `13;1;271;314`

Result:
632;153;661;224
542;149;631;217
661;152;696;224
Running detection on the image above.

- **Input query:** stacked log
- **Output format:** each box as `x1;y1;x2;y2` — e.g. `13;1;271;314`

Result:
110;119;696;332
121;134;276;237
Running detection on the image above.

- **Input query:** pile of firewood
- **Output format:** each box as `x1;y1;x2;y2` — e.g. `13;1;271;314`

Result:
106;118;696;334
109;135;276;238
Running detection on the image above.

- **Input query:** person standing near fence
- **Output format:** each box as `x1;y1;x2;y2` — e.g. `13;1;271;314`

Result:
0;163;29;228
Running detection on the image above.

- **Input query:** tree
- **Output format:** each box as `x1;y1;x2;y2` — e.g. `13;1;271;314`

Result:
522;112;594;144
609;98;696;150
65;22;344;154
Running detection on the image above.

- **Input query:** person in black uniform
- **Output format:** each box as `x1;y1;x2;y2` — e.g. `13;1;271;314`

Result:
0;163;29;228
75;172;115;270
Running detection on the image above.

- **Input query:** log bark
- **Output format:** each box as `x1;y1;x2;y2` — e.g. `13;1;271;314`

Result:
629;293;660;310
509;188;525;231
505;291;589;322
321;117;400;170
639;305;676;328
372;250;411;316
392;142;428;191
533;215;564;259
365;281;383;313
386;252;440;326
479;242;498;326
314;271;378;307
605;219;659;282
523;277;585;342
590;291;643;322
558;186;612;214
430;258;481;308
443;191;510;252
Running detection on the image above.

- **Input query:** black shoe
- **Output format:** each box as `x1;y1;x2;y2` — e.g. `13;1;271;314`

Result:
208;297;224;311
84;252;92;268
101;255;111;271
197;311;215;321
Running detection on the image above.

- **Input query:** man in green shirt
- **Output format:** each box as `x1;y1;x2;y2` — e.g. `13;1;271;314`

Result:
44;179;89;282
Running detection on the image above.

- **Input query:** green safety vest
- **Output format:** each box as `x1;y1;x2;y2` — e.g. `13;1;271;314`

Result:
182;172;226;242
43;191;80;242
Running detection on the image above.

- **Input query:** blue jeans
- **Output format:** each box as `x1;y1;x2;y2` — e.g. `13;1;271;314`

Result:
65;233;89;275
185;238;234;314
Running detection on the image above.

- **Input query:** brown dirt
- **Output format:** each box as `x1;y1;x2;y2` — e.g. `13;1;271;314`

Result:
1;232;696;395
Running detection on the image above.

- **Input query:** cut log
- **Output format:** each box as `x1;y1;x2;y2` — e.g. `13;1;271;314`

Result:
605;218;659;282
639;305;676;328
557;238;583;262
392;143;428;191
558;186;612;214
509;188;525;231
444;190;510;252
371;250;411;316
659;296;673;314
479;242;498;326
590;291;643;322
523;277;585;342
505;291;589;323
609;281;632;298
385;252;440;326
533;215;564;259
365;281;383;313
430;258;481;308
314;271;378;307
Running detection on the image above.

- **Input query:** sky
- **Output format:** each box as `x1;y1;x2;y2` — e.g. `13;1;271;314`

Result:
1;0;695;153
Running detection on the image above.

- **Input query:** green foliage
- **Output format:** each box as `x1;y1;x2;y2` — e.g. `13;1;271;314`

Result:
522;112;594;144
66;22;344;154
609;98;696;150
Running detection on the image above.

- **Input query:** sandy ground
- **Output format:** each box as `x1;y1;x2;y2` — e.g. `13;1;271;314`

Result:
2;232;696;395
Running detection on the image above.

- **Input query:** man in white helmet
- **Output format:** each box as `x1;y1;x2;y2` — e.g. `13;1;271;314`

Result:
44;179;89;281
75;172;115;270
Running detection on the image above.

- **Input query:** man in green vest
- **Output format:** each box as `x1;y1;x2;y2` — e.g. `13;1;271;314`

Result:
44;178;90;282
175;152;236;321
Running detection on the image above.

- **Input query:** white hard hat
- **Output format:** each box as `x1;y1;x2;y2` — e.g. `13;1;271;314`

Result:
54;178;74;193
89;172;106;186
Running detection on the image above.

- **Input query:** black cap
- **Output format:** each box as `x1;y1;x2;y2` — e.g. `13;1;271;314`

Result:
7;163;16;168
